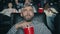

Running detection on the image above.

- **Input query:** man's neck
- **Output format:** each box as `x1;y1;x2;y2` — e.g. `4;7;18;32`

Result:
23;20;32;24
16;2;19;5
9;7;12;9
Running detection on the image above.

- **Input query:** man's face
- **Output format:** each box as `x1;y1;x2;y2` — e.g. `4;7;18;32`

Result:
21;6;34;21
15;0;18;2
45;3;50;8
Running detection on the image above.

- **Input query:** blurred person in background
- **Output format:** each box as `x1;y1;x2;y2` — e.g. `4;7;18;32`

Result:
7;5;52;34
13;0;24;11
0;2;17;17
44;2;58;34
24;0;32;5
19;0;37;13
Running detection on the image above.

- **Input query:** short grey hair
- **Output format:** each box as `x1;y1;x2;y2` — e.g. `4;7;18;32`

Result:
21;4;34;12
20;4;37;13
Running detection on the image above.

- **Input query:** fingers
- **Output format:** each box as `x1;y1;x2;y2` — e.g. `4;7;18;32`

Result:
16;22;31;29
21;23;30;28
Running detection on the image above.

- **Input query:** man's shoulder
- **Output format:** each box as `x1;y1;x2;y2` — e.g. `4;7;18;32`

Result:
3;9;8;11
36;22;46;27
33;20;46;26
15;21;23;25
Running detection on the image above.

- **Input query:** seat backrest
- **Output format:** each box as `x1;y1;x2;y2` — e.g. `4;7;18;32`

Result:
11;13;47;25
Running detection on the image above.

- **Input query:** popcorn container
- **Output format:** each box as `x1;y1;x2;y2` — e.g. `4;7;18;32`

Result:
23;25;34;34
38;8;43;14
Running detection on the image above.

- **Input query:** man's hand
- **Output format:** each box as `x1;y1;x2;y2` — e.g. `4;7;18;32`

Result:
15;22;31;29
48;8;57;14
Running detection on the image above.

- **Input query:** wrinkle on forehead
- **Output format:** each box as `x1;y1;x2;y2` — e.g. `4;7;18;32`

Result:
21;6;33;12
23;7;33;10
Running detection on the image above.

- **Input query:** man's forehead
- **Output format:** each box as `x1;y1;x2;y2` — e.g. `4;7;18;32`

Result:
21;6;34;12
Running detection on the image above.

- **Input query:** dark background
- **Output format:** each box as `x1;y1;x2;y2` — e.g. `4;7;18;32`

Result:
0;0;60;34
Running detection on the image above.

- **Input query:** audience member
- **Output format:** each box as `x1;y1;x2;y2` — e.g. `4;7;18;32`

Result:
0;2;17;17
44;3;58;33
13;0;24;11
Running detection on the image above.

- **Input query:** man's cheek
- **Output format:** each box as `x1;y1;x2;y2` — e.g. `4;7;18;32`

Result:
23;14;26;16
30;13;34;17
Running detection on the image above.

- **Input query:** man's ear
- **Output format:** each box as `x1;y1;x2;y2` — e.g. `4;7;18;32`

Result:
20;12;23;17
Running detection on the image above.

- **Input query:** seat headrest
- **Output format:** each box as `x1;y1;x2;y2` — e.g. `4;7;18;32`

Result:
11;13;46;24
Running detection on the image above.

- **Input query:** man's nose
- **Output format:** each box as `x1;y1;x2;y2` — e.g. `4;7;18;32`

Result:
27;10;30;14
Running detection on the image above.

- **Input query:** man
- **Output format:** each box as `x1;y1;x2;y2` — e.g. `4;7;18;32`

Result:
24;0;32;5
14;0;23;11
44;3;58;33
18;0;37;13
0;2;17;17
7;5;52;34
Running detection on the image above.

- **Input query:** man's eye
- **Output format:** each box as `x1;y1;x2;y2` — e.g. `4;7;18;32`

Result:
23;9;26;11
30;10;33;11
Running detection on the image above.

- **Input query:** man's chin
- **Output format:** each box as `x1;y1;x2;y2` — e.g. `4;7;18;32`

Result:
23;17;33;22
25;18;32;22
26;19;32;22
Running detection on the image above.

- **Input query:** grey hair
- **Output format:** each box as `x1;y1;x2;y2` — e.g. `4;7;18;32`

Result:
21;4;34;12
